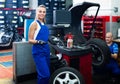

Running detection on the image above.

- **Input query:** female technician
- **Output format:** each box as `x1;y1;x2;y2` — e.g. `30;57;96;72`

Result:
28;5;50;84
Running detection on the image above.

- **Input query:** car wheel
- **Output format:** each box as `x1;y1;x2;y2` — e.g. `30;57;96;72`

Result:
86;38;111;67
49;67;85;84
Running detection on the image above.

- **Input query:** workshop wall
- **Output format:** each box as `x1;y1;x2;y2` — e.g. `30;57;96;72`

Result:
73;0;120;38
0;0;120;40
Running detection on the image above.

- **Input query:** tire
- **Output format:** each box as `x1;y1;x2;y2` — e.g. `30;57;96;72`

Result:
86;38;111;67
50;58;68;74
49;67;85;84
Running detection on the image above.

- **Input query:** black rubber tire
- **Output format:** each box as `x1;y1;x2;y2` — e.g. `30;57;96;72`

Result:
49;67;85;84
86;38;111;67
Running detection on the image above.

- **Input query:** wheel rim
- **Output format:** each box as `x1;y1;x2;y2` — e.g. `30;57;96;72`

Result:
53;71;81;84
91;44;104;66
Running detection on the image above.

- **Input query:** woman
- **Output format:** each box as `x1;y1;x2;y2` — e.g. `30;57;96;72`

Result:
28;5;50;84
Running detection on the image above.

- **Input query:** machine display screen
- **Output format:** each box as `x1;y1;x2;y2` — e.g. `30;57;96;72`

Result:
53;10;71;27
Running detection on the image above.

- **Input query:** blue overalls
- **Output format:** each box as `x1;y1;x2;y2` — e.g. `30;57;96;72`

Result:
32;20;50;84
106;42;120;75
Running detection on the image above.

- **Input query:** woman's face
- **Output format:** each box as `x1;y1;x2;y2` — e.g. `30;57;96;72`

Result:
37;7;46;20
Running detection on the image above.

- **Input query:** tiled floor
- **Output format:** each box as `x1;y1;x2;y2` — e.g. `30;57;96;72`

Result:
0;49;13;79
0;49;36;84
0;49;14;84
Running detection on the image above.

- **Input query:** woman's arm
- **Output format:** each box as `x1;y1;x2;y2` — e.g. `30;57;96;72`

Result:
28;21;38;44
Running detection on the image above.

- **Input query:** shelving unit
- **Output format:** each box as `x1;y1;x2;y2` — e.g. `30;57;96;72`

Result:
83;16;106;40
0;0;30;35
0;0;67;35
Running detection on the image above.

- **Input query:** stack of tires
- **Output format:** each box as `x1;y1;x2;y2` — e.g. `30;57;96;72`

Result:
3;0;18;28
0;0;5;8
17;0;29;9
0;10;5;27
45;0;66;10
5;10;18;28
0;0;6;27
38;0;46;5
5;0;17;8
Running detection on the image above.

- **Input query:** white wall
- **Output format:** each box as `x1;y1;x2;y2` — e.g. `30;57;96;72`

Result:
73;0;120;38
111;0;120;16
73;0;120;16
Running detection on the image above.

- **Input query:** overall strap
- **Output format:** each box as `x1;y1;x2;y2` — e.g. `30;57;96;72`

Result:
36;20;42;26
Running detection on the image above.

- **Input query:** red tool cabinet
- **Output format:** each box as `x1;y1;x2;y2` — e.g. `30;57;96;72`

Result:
83;16;106;40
